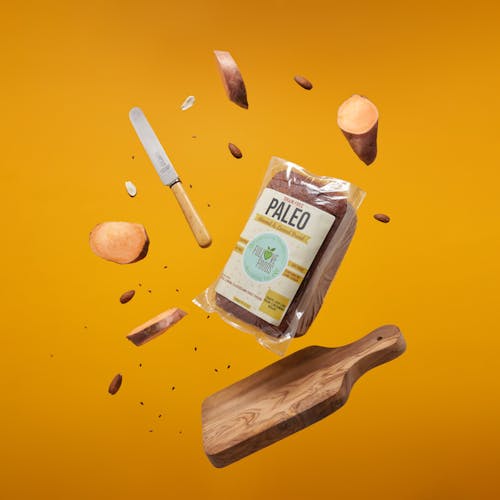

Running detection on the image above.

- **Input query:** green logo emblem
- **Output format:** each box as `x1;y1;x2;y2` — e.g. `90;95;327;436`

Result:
243;233;288;282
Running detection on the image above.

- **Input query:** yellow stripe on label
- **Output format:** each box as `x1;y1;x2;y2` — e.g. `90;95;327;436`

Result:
282;268;303;284
233;296;251;309
234;244;244;255
255;214;311;243
288;260;308;275
238;236;249;245
259;289;290;321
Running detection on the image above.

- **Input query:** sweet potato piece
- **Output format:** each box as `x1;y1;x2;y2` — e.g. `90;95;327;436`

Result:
126;308;187;346
214;50;248;109
337;94;379;165
89;222;149;264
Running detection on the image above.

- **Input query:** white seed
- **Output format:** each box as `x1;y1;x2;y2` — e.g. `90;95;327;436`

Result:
125;181;137;197
180;95;195;111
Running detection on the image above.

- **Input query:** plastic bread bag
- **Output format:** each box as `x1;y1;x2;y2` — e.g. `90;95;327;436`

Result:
194;157;365;355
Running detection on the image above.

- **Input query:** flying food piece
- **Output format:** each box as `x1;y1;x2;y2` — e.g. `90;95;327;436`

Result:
89;222;149;264
294;75;313;90
374;213;390;223
228;143;243;159
125;181;137;197
337;94;379;165
108;374;122;395
214;50;248;109
181;95;196;110
126;308;187;346
120;290;136;304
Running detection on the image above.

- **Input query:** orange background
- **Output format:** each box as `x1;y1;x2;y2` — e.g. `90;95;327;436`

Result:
1;0;499;498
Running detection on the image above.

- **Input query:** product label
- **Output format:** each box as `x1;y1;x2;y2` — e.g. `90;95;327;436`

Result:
216;188;336;325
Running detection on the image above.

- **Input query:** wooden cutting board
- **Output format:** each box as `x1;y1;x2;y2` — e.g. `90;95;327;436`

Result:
202;325;406;467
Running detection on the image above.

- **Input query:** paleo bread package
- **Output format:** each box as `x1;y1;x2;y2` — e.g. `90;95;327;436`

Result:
194;157;365;354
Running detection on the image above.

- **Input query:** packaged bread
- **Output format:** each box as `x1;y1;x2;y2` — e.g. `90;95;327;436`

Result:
194;157;365;354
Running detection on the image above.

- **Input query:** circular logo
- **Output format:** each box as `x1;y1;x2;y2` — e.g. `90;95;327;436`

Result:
243;233;288;282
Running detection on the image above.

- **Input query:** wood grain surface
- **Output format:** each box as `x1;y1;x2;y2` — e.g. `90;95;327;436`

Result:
171;181;211;248
202;325;406;467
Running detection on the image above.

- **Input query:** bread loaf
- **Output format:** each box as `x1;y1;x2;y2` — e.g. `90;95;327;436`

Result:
215;168;357;338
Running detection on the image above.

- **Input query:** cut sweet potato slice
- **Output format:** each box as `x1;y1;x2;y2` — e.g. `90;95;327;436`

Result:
337;94;379;165
89;222;149;264
126;308;187;346
214;50;248;109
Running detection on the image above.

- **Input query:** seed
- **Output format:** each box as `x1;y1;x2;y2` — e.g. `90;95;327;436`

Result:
108;374;122;395
180;95;195;111
125;180;137;197
294;75;313;90
373;213;391;223
228;143;243;159
119;290;135;304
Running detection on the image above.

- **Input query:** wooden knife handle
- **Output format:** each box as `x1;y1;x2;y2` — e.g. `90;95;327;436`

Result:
171;181;212;248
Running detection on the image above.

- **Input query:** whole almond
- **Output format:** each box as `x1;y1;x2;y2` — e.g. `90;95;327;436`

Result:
228;143;243;159
374;213;391;223
294;75;313;90
108;373;123;395
120;290;135;304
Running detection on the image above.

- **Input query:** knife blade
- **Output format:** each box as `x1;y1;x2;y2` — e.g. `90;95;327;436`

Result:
129;107;211;248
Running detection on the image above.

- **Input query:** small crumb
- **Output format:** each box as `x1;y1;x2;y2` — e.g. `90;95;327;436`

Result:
139;401;144;406
50;354;54;358
158;414;162;418
189;184;193;188
163;265;168;269
227;364;231;369
175;288;180;293
138;283;142;287
84;325;88;329
149;429;153;433
206;315;210;319
194;347;197;352
179;431;182;434
132;155;135;160
139;363;142;368
191;136;197;139
214;368;218;373
171;386;175;391
207;203;211;208
148;289;152;293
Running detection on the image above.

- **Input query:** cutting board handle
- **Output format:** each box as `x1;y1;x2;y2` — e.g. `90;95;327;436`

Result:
336;325;406;390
